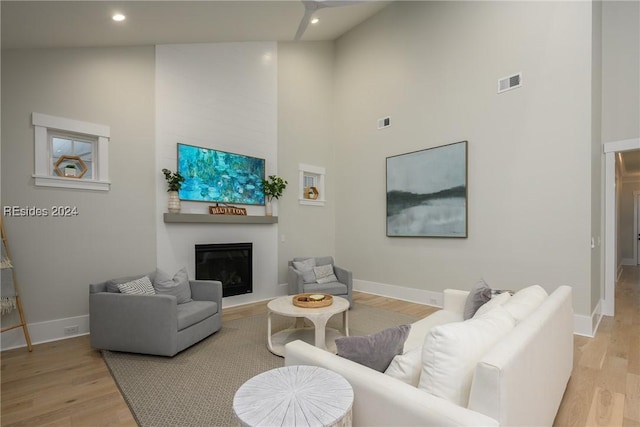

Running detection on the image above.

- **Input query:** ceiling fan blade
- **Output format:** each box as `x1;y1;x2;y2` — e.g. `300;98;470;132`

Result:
295;0;363;41
294;6;315;41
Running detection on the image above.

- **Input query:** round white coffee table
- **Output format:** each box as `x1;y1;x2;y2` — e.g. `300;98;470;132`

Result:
233;365;353;427
267;295;349;357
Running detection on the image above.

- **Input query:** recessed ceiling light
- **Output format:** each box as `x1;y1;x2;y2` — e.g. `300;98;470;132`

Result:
311;18;319;24
112;14;126;22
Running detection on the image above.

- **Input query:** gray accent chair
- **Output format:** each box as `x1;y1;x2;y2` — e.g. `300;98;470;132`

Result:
288;256;353;306
89;275;222;356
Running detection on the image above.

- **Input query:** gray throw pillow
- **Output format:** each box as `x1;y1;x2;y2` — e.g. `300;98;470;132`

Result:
292;258;317;284
106;271;156;293
335;324;411;372
117;276;156;295
463;279;492;320
153;267;192;304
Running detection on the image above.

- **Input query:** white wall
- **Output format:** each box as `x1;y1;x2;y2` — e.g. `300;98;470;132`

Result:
277;42;337;283
1;47;156;348
602;1;640;143
155;43;280;307
333;1;595;316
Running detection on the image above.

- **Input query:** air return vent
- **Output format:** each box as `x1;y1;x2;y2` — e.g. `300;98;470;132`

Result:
497;72;522;94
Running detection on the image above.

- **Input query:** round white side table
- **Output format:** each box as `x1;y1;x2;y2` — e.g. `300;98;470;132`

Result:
233;365;354;427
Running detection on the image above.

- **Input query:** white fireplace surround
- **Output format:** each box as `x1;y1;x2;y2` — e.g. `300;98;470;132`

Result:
155;42;279;308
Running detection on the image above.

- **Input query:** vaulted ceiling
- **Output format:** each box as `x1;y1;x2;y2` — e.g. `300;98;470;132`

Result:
1;1;390;50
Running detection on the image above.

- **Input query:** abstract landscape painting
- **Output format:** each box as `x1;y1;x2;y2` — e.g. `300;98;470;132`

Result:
386;141;468;237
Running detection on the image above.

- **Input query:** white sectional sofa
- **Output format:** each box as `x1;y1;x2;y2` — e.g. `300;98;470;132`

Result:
285;285;573;427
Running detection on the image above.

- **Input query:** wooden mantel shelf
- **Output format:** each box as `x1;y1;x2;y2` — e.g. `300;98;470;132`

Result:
163;213;278;224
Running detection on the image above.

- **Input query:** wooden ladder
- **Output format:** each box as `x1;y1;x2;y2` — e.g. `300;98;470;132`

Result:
1;217;33;351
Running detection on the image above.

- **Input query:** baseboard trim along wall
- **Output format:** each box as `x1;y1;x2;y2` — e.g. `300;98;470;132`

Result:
1;284;602;350
355;279;599;337
354;279;443;308
0;314;90;351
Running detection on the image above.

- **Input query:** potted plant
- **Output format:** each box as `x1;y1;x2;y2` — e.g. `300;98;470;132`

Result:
262;175;288;216
162;168;185;213
64;164;77;177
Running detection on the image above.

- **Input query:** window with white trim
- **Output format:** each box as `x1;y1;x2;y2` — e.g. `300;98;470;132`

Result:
32;113;111;191
299;163;325;206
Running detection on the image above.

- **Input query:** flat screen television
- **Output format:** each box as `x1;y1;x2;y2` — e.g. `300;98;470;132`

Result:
177;143;265;205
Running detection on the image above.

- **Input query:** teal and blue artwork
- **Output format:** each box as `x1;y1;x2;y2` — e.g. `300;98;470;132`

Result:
177;143;265;205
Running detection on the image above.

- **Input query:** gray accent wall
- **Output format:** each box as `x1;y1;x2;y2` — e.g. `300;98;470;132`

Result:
1;47;156;334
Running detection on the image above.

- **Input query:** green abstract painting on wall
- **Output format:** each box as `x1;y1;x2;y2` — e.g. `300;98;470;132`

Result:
177;143;265;205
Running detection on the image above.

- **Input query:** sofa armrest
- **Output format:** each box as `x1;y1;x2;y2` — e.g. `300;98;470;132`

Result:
89;292;177;354
288;266;305;295
443;289;469;314
333;265;352;285
190;280;222;306
285;341;498;427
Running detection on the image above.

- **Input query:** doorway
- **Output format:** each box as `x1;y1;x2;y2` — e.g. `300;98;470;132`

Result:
604;138;640;317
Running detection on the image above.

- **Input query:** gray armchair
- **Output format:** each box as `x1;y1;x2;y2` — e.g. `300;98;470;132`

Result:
288;256;352;306
89;274;222;356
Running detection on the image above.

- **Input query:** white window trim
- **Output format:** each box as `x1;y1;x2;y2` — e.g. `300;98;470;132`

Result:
32;113;111;191
298;163;325;206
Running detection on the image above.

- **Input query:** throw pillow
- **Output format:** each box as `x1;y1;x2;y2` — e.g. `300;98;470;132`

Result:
335;324;411;372
384;346;422;386
463;279;492;320
292;258;317;284
106;271;156;293
117;276;156;295
473;290;511;318
418;305;516;407
336;325;411;372
153;267;192;304
502;285;548;323
313;264;338;284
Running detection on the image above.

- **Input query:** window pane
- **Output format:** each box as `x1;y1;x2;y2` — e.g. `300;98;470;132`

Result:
74;140;93;161
52;137;72;157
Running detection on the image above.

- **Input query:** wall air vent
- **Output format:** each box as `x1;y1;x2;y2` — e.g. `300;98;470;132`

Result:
497;72;522;94
377;116;391;130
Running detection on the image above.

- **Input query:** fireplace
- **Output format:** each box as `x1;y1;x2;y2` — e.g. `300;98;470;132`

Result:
195;243;252;297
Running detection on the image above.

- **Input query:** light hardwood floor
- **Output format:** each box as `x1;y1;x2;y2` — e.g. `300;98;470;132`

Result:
1;270;638;426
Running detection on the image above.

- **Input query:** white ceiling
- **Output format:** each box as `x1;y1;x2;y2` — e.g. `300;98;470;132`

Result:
1;1;391;49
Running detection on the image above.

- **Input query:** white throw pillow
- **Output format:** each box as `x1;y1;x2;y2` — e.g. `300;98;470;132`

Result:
384;346;422;386
117;276;156;295
418;305;516;407
313;264;338;284
502;285;548;323
473;291;511;318
292;258;317;284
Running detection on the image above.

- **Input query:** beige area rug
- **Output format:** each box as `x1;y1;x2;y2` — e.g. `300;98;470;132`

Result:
102;303;418;427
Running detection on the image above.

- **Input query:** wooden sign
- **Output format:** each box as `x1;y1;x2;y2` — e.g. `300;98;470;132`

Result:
209;205;247;216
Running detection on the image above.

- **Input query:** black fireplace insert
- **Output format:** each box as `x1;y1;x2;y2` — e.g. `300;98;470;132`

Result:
195;243;252;297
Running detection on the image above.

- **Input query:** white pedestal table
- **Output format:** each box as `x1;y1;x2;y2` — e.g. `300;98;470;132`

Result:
266;295;349;357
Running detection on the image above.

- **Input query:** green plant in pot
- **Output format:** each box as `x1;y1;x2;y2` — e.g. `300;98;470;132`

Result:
162;168;185;213
64;164;77;177
262;175;288;216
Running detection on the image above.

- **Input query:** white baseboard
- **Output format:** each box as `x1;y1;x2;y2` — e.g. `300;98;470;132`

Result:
355;279;597;337
1;314;90;351
354;279;443;308
1;283;603;350
621;258;636;266
573;299;603;337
